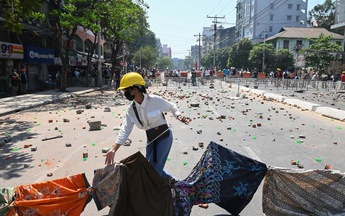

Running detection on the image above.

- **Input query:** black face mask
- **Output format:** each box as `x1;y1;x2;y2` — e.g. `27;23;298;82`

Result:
124;90;135;101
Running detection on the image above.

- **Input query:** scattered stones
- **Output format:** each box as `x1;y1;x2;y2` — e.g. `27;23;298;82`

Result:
47;173;53;177
196;130;202;134
124;139;132;146
190;103;200;108
297;164;304;169
23;164;30;168
63;118;70;122
325;164;332;170
299;135;306;139
104;107;111;112
24;144;32;148
88;120;102;130
76;110;84;114
192;146;198;151
31;146;37;151
198;142;204;148
102;147;110;153
48;120;53;123
85;103;92;109
65;143;72;147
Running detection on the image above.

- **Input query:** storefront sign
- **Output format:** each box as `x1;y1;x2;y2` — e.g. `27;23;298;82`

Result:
24;46;54;64
0;42;24;59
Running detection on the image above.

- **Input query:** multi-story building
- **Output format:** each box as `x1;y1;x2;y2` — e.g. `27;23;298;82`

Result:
162;44;171;58
202;26;214;58
331;0;345;63
218;26;236;48
235;0;308;44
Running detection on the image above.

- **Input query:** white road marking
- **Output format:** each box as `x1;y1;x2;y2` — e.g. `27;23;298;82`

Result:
244;146;262;162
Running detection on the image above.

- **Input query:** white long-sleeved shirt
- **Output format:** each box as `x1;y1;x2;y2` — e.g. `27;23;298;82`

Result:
115;93;181;145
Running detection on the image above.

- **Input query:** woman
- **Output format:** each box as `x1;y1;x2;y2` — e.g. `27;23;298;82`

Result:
104;72;190;181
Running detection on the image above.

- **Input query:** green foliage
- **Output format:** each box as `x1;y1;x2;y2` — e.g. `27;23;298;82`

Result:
184;56;194;70
200;47;230;69
272;49;294;70
307;0;336;31
228;38;253;70
133;45;158;69
302;33;342;70
0;0;44;32
249;43;275;71
156;56;173;71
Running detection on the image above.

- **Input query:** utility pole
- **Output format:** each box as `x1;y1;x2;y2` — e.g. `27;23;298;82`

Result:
207;15;224;69
262;30;267;73
194;33;206;71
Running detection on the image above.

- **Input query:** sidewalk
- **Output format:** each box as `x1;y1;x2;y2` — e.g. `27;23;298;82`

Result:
0;86;108;117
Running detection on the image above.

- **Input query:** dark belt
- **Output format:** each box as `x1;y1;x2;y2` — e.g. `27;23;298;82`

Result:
146;124;170;163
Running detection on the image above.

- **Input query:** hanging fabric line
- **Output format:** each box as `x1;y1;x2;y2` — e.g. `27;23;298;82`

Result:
1;141;345;216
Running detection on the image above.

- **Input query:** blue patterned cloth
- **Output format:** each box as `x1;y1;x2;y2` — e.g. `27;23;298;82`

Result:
173;141;267;215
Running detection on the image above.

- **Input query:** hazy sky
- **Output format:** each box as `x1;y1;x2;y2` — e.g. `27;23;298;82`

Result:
145;0;326;58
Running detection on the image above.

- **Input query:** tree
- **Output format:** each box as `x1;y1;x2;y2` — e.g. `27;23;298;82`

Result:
217;47;231;69
133;45;158;69
248;43;275;72
47;0;104;91
307;0;337;31
200;51;214;69
156;56;173;71
272;49;294;71
184;56;194;70
302;33;342;70
0;0;44;32
228;38;253;70
101;0;148;75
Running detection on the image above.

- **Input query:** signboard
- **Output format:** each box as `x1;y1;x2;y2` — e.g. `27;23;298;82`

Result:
24;46;54;64
0;42;24;59
296;54;305;68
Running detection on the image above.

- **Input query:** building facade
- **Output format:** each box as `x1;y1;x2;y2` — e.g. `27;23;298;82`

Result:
235;0;308;44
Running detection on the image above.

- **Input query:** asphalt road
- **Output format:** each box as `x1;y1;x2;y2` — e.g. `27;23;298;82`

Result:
1;81;344;216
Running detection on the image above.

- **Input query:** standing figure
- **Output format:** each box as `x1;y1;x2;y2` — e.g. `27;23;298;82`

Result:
105;72;191;181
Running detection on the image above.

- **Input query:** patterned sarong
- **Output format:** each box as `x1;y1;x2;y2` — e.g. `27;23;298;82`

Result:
0;187;15;215
92;163;122;210
263;167;345;215
174;141;268;215
7;173;91;216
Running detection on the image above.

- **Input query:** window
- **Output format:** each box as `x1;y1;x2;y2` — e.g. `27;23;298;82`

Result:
283;40;290;49
288;4;292;9
296;16;300;22
297;4;301;11
287;15;292;21
269;26;273;32
270;14;274;21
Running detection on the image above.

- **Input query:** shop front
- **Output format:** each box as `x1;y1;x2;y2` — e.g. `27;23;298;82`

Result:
0;42;24;97
24;46;54;91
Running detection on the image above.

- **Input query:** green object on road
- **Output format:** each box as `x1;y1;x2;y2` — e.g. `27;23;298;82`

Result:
58;130;62;133
36;123;41;126
83;158;88;161
296;140;302;144
92;143;96;146
252;136;257;140
183;161;187;166
12;147;20;151
336;126;342;130
166;157;170;161
315;158;322;162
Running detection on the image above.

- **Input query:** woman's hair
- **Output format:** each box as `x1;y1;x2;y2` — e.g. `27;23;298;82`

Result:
133;85;147;94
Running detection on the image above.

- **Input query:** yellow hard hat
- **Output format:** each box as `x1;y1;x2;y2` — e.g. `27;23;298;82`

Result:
118;72;145;90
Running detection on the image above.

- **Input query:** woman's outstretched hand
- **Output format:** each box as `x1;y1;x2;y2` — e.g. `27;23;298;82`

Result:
104;144;121;165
